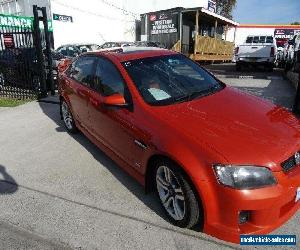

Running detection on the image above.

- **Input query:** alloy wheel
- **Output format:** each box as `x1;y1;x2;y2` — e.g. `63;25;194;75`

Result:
61;101;73;130
156;165;186;221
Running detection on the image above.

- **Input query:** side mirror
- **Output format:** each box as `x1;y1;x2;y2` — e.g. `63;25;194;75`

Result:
103;93;128;107
81;48;88;53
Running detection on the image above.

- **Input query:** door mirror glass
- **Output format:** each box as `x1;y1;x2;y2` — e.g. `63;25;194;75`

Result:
103;93;127;107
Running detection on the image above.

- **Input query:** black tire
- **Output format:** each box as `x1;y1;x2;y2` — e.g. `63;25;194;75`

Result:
236;62;242;72
60;99;78;134
154;159;202;229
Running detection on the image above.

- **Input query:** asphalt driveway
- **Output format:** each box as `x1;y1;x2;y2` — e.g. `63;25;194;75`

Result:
0;66;299;249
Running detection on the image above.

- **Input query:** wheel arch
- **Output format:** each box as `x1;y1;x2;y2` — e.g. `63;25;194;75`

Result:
145;153;205;229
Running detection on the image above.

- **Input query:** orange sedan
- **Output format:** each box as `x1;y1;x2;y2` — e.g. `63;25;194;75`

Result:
58;49;300;243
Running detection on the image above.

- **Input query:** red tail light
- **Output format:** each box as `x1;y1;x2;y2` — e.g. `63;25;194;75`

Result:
270;47;275;57
235;47;239;55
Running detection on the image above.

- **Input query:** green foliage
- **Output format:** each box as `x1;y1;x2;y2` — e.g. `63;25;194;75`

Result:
0;98;31;107
291;22;300;25
215;0;237;20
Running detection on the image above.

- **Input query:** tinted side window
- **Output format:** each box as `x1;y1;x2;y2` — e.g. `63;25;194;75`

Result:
70;56;96;87
94;58;125;96
259;36;266;43
253;36;259;43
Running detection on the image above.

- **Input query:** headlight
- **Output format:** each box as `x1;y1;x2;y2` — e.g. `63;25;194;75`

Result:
213;165;277;189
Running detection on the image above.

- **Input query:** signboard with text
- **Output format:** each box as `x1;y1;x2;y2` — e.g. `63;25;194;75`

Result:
53;13;73;23
0;13;53;31
149;12;178;35
208;0;216;13
274;29;299;40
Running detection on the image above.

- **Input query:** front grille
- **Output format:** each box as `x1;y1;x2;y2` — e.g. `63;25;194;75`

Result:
281;155;297;172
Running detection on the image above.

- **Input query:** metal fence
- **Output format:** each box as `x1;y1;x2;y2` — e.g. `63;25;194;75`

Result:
0;25;38;99
0;6;54;100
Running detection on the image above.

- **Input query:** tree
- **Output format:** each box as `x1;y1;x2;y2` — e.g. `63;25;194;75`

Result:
215;0;237;20
291;21;300;25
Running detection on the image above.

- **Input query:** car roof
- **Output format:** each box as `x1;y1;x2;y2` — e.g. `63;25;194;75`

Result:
86;47;178;62
58;43;98;48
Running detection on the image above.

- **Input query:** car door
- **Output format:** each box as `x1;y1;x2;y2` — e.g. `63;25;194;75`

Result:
66;55;97;130
88;57;142;166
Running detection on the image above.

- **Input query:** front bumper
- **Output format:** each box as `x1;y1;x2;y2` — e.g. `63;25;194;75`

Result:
198;165;300;243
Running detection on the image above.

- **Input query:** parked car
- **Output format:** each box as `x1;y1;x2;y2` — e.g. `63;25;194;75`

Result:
134;41;162;48
235;35;277;71
56;43;101;58
98;41;134;51
58;49;300;243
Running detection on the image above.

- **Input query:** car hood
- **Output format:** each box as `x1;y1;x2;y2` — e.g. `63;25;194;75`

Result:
152;87;300;170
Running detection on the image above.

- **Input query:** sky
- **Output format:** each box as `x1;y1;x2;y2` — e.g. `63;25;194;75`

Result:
233;0;300;24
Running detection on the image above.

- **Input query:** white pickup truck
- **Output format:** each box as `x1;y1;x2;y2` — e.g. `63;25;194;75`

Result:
235;35;277;71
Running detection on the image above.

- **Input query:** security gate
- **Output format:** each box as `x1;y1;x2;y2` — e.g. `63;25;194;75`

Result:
0;5;54;99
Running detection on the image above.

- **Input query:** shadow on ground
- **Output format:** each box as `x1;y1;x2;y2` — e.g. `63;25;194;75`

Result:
0;165;18;195
38;100;167;223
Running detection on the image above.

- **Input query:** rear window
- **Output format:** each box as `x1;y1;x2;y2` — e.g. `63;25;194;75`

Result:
259;36;266;43
253;36;259;43
245;36;273;44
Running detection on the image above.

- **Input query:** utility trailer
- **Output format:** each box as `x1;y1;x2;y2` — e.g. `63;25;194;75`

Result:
138;7;238;62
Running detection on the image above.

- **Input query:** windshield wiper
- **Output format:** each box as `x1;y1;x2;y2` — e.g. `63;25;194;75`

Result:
172;94;190;103
169;85;222;105
188;85;221;100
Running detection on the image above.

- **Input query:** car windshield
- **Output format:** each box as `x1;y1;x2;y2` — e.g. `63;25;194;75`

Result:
122;54;223;106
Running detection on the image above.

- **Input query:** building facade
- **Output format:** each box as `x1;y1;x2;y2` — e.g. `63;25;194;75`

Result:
0;0;211;48
0;0;51;18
